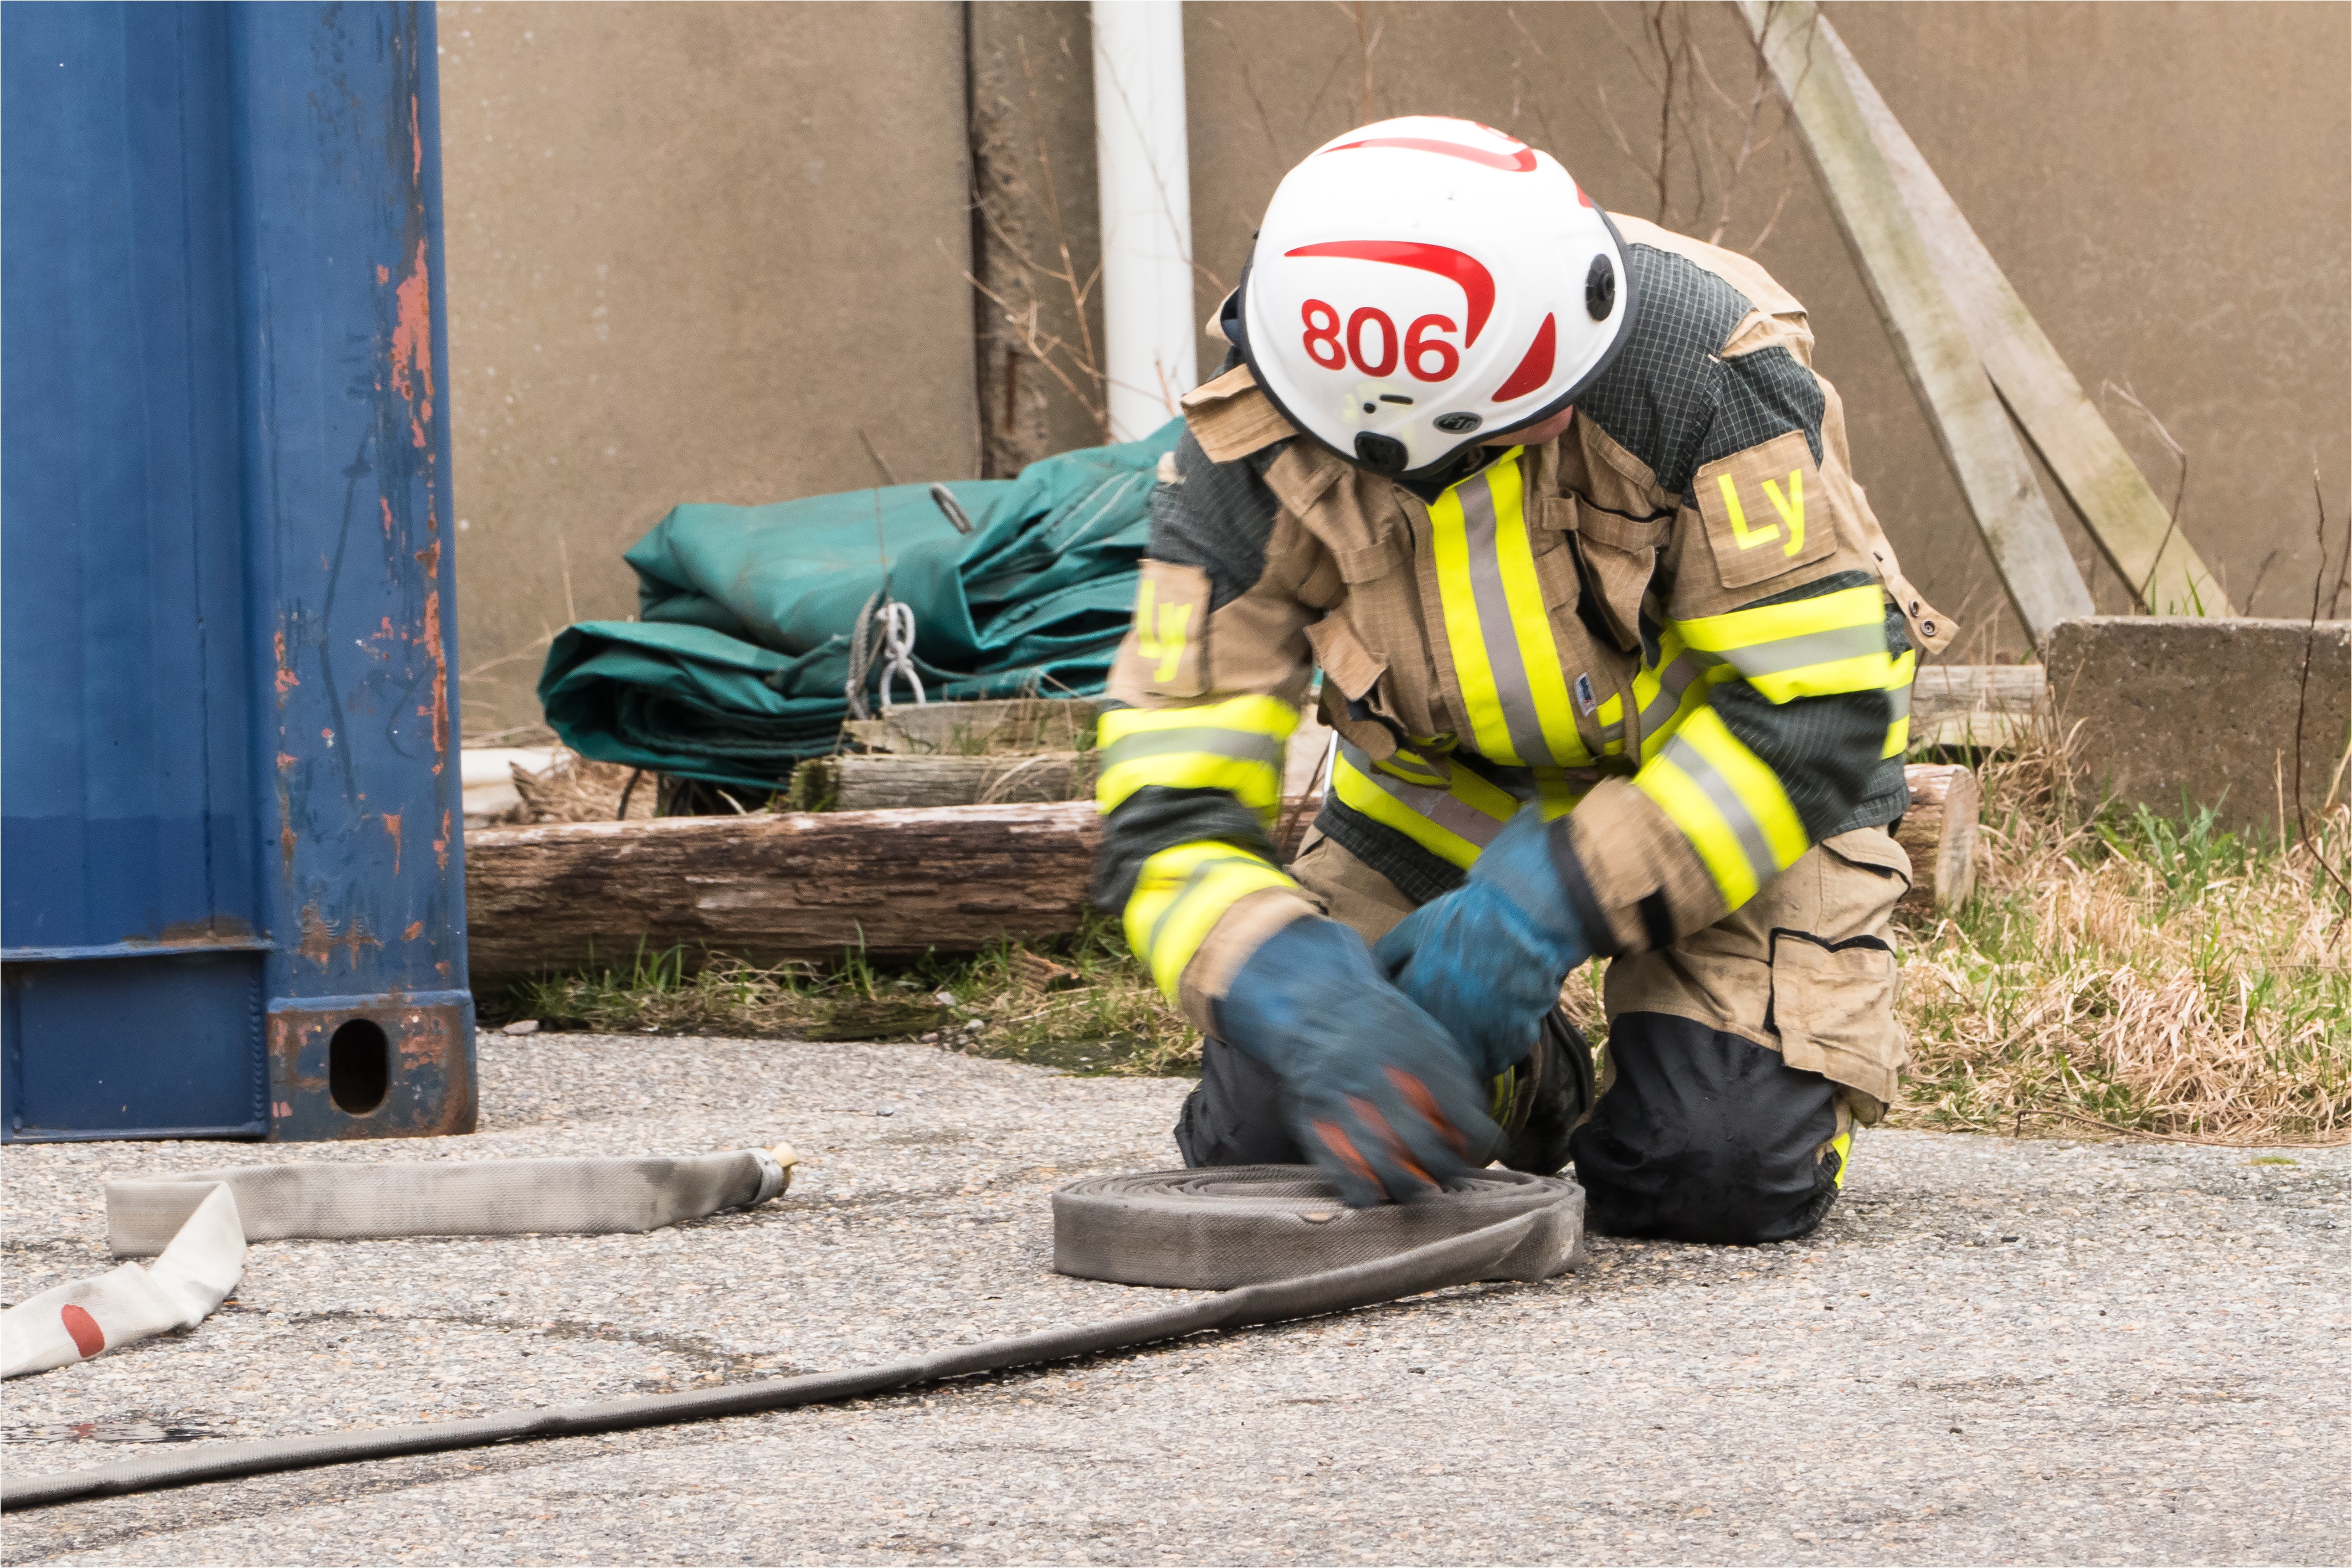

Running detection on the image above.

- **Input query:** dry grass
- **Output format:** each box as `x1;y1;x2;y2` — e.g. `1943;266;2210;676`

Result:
497;915;1200;1078
484;749;657;826
1892;722;2350;1145
490;728;2349;1140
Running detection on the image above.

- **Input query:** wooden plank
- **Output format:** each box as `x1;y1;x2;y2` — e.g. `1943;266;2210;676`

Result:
1893;762;1981;920
790;751;1096;811
1910;664;2045;749
1821;23;2231;617
1736;0;2095;645
840;697;1106;755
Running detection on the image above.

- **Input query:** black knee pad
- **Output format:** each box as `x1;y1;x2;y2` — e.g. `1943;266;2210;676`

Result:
1568;1012;1841;1244
1175;1037;1305;1167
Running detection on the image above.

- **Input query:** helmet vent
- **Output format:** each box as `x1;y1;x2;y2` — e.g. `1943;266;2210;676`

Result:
1586;255;1616;320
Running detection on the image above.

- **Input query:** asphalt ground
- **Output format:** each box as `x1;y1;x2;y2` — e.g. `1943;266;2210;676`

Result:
3;1033;2345;1566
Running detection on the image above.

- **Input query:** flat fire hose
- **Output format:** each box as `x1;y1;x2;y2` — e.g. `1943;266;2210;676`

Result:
2;1164;1583;1511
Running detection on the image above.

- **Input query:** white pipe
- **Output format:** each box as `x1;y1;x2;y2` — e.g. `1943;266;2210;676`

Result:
1091;0;1197;443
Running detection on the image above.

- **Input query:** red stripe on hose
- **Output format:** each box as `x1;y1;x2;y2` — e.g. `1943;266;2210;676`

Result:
60;1304;104;1359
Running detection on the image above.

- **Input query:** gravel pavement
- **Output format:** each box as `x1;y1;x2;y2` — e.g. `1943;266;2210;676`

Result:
3;1032;2345;1566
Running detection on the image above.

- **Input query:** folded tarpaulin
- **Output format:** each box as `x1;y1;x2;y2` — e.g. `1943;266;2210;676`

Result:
539;422;1179;788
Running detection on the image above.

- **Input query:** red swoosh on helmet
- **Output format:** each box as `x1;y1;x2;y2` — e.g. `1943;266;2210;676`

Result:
1283;240;1496;347
1325;136;1540;173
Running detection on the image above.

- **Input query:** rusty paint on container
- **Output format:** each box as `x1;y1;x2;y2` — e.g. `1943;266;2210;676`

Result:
2;2;474;1142
267;998;476;1141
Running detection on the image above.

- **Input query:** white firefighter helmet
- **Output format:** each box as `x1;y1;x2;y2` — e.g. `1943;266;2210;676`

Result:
1225;116;1636;480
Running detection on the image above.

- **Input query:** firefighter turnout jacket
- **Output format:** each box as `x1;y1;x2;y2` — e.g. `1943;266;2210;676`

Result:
1091;217;1955;1048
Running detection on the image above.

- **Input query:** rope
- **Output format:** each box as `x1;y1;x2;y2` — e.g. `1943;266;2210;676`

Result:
843;592;925;720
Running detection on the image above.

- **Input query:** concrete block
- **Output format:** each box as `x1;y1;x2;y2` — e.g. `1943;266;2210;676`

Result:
2045;618;2351;833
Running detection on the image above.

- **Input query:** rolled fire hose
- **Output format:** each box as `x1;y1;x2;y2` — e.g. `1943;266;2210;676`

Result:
3;1165;1583;1511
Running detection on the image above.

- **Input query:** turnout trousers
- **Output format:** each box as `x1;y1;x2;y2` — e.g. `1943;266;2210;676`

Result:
1175;824;1913;1245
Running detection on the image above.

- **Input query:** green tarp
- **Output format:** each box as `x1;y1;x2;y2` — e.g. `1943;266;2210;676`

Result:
538;422;1179;788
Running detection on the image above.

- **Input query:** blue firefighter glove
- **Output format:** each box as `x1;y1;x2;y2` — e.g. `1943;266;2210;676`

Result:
1217;915;1502;1208
1373;806;1593;1083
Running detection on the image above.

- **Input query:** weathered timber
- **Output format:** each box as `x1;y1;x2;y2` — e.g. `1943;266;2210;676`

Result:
464;801;1107;986
1910;664;2045;749
468;771;1977;981
1892;762;1980;920
1825;29;2229;619
1737;1;2094;644
840;697;1106;755
790;752;1096;811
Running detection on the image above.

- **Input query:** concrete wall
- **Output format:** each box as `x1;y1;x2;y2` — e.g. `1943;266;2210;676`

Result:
441;1;2351;734
1179;1;2352;658
438;2;980;731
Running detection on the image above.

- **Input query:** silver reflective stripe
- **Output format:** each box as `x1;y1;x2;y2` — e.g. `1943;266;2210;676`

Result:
1338;740;1508;850
1888;683;1912;719
1658;732;1780;888
1711;623;1887;681
1637;651;1705;733
1455;472;1556;766
1102;727;1282;771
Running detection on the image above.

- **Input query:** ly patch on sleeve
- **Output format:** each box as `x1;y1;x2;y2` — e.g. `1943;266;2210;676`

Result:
1695;428;1836;591
1112;559;1210;698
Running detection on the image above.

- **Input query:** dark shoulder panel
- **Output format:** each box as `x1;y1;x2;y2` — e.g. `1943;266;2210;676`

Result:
1149;428;1289;613
1574;244;1823;502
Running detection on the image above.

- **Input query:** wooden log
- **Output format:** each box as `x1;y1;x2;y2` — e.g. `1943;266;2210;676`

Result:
789;752;1096;811
464;801;1107;987
464;771;1977;985
1893;762;1981;921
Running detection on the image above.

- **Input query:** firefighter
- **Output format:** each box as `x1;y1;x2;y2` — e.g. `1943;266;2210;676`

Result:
1090;116;1954;1244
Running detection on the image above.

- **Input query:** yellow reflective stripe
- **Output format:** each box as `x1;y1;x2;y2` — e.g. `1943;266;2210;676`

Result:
1677;585;1884;652
1827;1127;1853;1189
1679;708;1809;870
1636;750;1761;906
1531;770;1590;820
1330;743;1514;870
1486;458;1589;765
1595;692;1626;757
1882;649;1917;758
1429;452;1589;767
1635;707;1808;908
1675;587;1896;702
1095;696;1299;819
1123;840;1296;1001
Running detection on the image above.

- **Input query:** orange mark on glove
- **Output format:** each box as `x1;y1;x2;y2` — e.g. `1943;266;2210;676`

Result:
1311;1120;1379;1191
1386;1067;1469;1156
1347;1096;1435;1189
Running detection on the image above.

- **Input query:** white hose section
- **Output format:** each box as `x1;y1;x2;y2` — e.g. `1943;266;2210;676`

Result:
0;1147;796;1381
1092;0;1197;441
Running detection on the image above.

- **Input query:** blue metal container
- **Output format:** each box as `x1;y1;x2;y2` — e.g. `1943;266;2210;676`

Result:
2;1;474;1140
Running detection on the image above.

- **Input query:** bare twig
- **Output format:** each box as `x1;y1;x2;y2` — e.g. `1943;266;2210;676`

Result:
2292;472;2352;908
856;429;899;488
2100;381;2190;615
